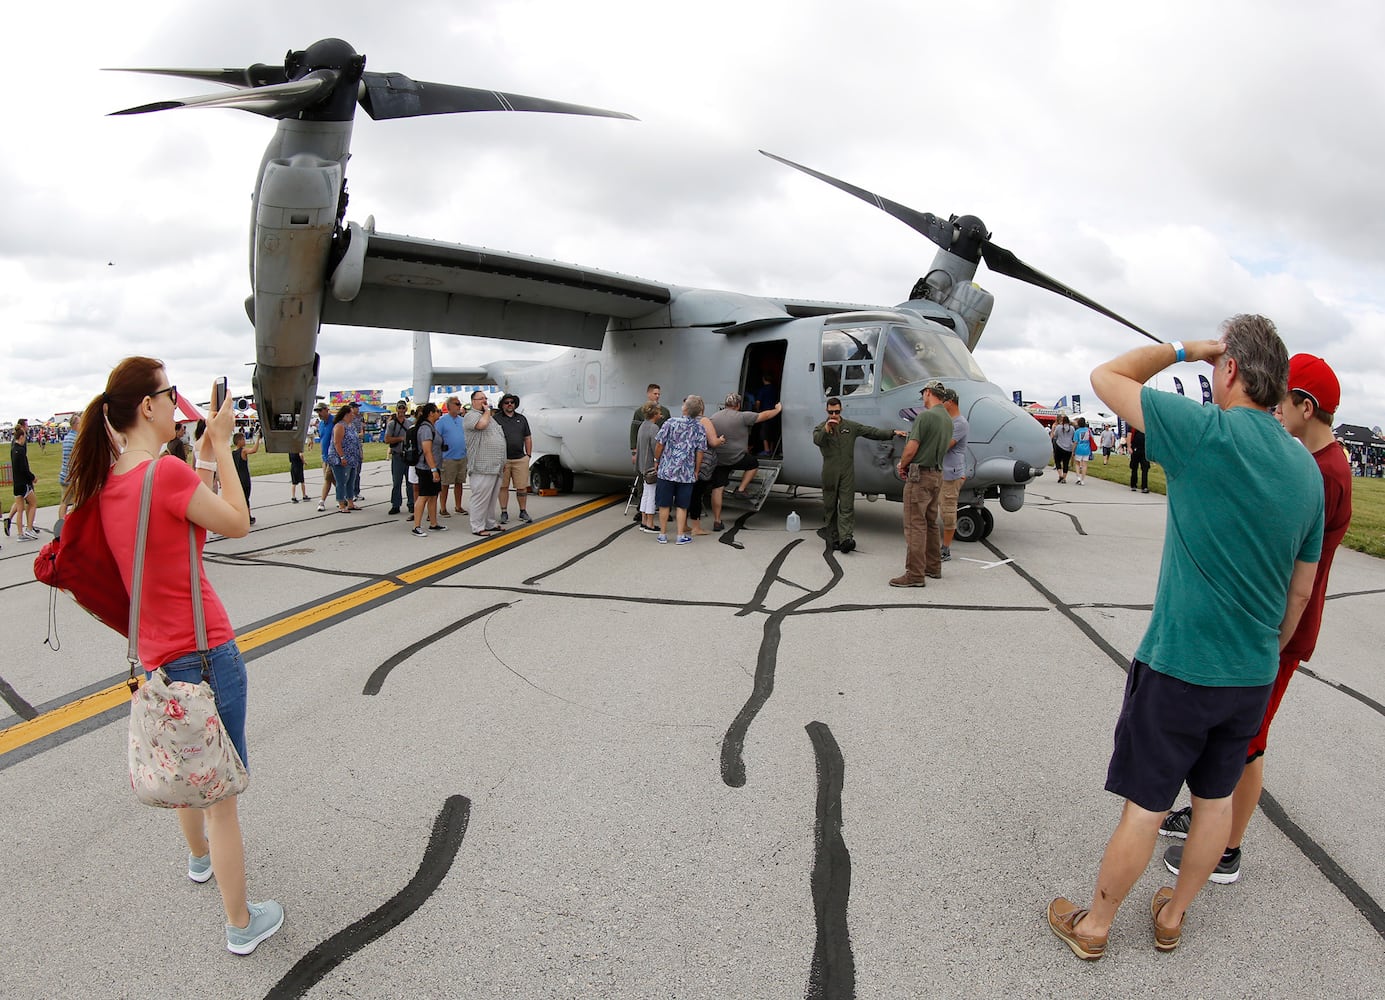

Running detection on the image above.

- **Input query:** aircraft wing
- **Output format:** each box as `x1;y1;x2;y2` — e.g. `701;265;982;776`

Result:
321;230;674;350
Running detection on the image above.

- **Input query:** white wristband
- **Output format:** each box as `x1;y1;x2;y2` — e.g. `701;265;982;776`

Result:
195;459;217;471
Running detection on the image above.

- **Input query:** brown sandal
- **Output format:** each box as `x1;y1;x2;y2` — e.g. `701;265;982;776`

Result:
1151;886;1183;952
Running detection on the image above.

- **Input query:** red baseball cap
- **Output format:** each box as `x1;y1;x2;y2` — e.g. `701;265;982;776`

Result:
1287;354;1340;416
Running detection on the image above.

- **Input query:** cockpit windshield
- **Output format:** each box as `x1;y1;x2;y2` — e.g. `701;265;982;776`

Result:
879;323;986;390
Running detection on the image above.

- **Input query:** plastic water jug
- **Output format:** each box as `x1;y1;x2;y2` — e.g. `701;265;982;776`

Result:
786;511;801;532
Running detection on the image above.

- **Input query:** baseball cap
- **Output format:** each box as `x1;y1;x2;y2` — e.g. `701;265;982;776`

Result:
314;403;329;413
922;380;946;396
1288;354;1340;416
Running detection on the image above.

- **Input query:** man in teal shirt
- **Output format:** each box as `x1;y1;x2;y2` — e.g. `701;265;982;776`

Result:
1047;315;1322;961
891;382;953;586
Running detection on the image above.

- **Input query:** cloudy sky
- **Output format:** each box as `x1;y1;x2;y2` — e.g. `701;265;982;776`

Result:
4;1;1383;430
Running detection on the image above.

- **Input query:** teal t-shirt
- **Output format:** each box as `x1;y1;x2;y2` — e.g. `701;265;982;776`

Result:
1134;387;1323;687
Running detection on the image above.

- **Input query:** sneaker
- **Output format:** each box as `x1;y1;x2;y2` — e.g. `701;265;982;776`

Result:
1159;805;1192;839
940;545;951;561
226;900;285;955
440;509;451;517
20;529;39;541
3;515;10;536
248;517;256;526
411;527;427;537
638;523;658;533
387;507;401;515
500;510;509;524
838;537;856;554
713;521;725;532
925;570;942;579
1142;487;1150;494
889;575;926;588
657;533;668;544
518;510;532;523
1047;897;1106;961
188;852;213;883
429;524;449;532
317;501;326;512
676;535;692;544
1163;843;1241;884
291;497;300;504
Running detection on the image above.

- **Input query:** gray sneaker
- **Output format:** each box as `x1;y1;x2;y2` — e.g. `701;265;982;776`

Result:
1164;843;1241;884
226;900;285;955
940;545;951;562
500;510;509;524
518;510;532;523
1159;805;1192;839
188;852;213;883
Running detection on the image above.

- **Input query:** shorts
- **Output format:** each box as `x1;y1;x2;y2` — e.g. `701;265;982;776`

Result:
288;452;305;484
440;458;468;487
501;457;529;493
13;481;33;499
155;640;249;770
639;482;658;515
1101;446;1113;457
654;478;694;510
940;478;964;530
710;453;758;489
417;469;441;497
1245;652;1301;761
1105;659;1271;812
322;463;336;486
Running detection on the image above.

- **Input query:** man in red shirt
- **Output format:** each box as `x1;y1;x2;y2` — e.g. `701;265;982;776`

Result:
1160;353;1353;883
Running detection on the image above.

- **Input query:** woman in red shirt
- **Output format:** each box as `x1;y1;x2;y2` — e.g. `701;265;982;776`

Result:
65;357;284;956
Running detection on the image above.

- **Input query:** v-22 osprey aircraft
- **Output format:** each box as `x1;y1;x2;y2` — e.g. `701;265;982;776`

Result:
110;37;1161;542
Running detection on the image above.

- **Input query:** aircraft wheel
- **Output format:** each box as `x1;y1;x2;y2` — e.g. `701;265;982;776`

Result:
979;507;995;539
558;466;574;493
529;462;551;493
954;507;983;544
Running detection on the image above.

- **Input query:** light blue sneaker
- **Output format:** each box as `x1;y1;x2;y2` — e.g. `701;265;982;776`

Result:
226;900;285;955
188;852;213;883
656;533;668;544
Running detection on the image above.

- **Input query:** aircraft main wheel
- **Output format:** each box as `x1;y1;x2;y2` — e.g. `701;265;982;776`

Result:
558;466;574;493
529;462;551;492
979;507;995;539
954;507;983;543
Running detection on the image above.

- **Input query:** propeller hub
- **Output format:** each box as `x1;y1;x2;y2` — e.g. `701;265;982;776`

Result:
291;38;363;76
950;214;989;262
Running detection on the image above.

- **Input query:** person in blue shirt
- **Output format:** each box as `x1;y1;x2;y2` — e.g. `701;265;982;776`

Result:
434;396;469;518
314;403;334;512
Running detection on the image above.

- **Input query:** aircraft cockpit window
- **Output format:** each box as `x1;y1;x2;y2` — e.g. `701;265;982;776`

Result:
879;324;985;391
820;326;880;397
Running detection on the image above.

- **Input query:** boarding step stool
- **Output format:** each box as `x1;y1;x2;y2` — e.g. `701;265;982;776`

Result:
720;460;782;512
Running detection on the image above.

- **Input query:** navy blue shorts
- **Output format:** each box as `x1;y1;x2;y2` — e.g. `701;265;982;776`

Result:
655;478;693;510
1105;659;1271;812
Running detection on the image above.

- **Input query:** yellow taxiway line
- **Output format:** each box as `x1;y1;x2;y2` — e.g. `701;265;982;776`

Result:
0;495;620;758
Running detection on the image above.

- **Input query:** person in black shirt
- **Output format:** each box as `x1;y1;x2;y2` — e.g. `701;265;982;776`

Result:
6;419;38;540
494;394;533;524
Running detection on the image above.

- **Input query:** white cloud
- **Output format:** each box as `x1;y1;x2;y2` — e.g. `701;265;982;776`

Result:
3;0;1383;431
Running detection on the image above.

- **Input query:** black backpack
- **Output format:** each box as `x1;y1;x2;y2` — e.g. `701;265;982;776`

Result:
402;423;421;465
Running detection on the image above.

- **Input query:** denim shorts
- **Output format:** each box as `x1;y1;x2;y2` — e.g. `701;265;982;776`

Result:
154;640;250;770
1106;659;1270;811
654;478;693;510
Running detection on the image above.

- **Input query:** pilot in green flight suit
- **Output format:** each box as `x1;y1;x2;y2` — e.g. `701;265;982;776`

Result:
812;396;905;552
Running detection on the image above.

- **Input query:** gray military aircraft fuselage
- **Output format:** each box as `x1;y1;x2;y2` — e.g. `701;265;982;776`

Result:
112;37;1159;542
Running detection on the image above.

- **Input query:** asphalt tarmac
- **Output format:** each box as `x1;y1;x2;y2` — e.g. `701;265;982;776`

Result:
1;462;1382;999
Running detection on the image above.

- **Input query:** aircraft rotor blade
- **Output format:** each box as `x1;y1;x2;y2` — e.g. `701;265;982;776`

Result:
109;69;339;118
759;150;955;251
980;241;1161;343
359;72;637;121
102;64;289;89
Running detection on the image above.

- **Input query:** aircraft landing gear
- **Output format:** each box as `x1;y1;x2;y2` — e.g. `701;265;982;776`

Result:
529;457;574;494
954;505;994;543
